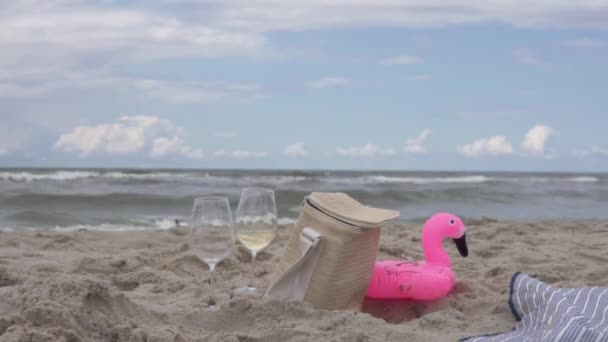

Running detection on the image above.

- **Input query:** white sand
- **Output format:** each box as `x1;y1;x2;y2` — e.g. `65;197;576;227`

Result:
1;219;607;341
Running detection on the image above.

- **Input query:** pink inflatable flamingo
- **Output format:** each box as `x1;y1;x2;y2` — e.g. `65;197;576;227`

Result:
366;213;468;301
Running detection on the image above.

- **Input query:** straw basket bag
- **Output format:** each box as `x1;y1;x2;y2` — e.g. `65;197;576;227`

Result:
265;192;399;310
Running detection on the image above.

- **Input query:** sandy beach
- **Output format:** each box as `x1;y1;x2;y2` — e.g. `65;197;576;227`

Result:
1;219;607;341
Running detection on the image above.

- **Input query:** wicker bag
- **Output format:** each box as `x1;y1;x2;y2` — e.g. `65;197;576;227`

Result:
265;192;399;310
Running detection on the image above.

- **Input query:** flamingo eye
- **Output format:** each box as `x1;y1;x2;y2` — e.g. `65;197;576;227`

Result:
449;219;455;225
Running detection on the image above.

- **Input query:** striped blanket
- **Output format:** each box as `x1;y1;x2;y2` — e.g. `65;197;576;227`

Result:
462;272;608;342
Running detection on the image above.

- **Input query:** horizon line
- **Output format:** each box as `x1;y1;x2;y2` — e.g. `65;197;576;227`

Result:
0;165;606;174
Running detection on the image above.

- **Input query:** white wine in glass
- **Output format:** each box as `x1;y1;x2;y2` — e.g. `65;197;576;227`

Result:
237;230;276;252
234;187;277;294
189;197;234;284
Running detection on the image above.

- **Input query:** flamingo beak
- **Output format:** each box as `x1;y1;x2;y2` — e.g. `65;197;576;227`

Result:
453;233;468;257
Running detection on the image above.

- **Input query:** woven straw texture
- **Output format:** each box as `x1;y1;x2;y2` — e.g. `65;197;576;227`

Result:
273;197;381;310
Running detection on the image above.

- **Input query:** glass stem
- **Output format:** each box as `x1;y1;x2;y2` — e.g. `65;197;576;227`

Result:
209;263;216;285
249;251;257;288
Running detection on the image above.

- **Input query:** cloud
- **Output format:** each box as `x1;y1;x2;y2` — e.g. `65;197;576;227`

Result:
54;115;203;159
54;116;166;156
0;145;7;157
512;48;551;68
404;129;432;153
2;1;605;105
521;125;553;155
0;70;265;104
0;2;268;103
0;4;266;65
213;149;227;157
212;149;267;158
214;131;238;139
383;147;398;157
130;79;264;104
380;55;423;65
335;144;396;158
308;77;350;89
230;150;268;158
562;38;604;48
200;1;608;31
150;136;204;159
459;125;554;158
459;136;514;157
574;146;608;157
283;143;309;158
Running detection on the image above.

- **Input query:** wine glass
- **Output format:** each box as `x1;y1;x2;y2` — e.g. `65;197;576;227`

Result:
189;197;234;286
234;187;278;294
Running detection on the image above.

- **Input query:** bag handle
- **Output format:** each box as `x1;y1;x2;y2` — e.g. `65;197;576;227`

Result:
264;227;324;302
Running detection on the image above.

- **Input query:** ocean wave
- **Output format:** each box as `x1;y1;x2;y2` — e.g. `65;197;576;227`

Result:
278;217;296;225
0;223;165;232
0;170;198;183
565;176;599;183
492;176;600;184
103;172;194;181
0;170;312;185
0;215;297;231
0;171;100;182
361;175;490;184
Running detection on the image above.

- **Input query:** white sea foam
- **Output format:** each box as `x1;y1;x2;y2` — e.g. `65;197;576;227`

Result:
103;172;192;181
150;217;185;229
0;171;100;182
0;171;196;182
566;176;599;183
278;217;296;225
0;216;297;232
497;176;600;183
0;224;156;232
361;175;490;184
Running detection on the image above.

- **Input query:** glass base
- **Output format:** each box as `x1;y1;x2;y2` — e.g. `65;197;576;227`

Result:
233;286;258;295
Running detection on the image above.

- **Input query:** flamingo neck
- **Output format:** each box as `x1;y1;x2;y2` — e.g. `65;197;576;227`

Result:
421;226;451;267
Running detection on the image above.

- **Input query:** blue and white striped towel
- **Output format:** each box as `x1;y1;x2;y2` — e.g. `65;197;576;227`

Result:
462;272;608;342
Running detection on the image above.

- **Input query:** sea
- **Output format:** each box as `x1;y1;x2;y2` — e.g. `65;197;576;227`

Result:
0;168;606;231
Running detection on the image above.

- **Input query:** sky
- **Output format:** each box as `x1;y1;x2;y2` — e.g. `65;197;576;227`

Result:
0;1;607;171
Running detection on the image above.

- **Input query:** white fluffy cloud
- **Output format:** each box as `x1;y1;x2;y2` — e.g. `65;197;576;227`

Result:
54;116;203;159
212;149;267;158
231;150;268;158
521;125;553;155
54;116;166;156
380;55;423;65
459;136;514;157
283;143;309;158
150;136;203;159
336;144;396;158
308;77;350;89
404;129;432;153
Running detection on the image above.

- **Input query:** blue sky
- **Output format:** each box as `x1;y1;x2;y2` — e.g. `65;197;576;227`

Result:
0;1;607;171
